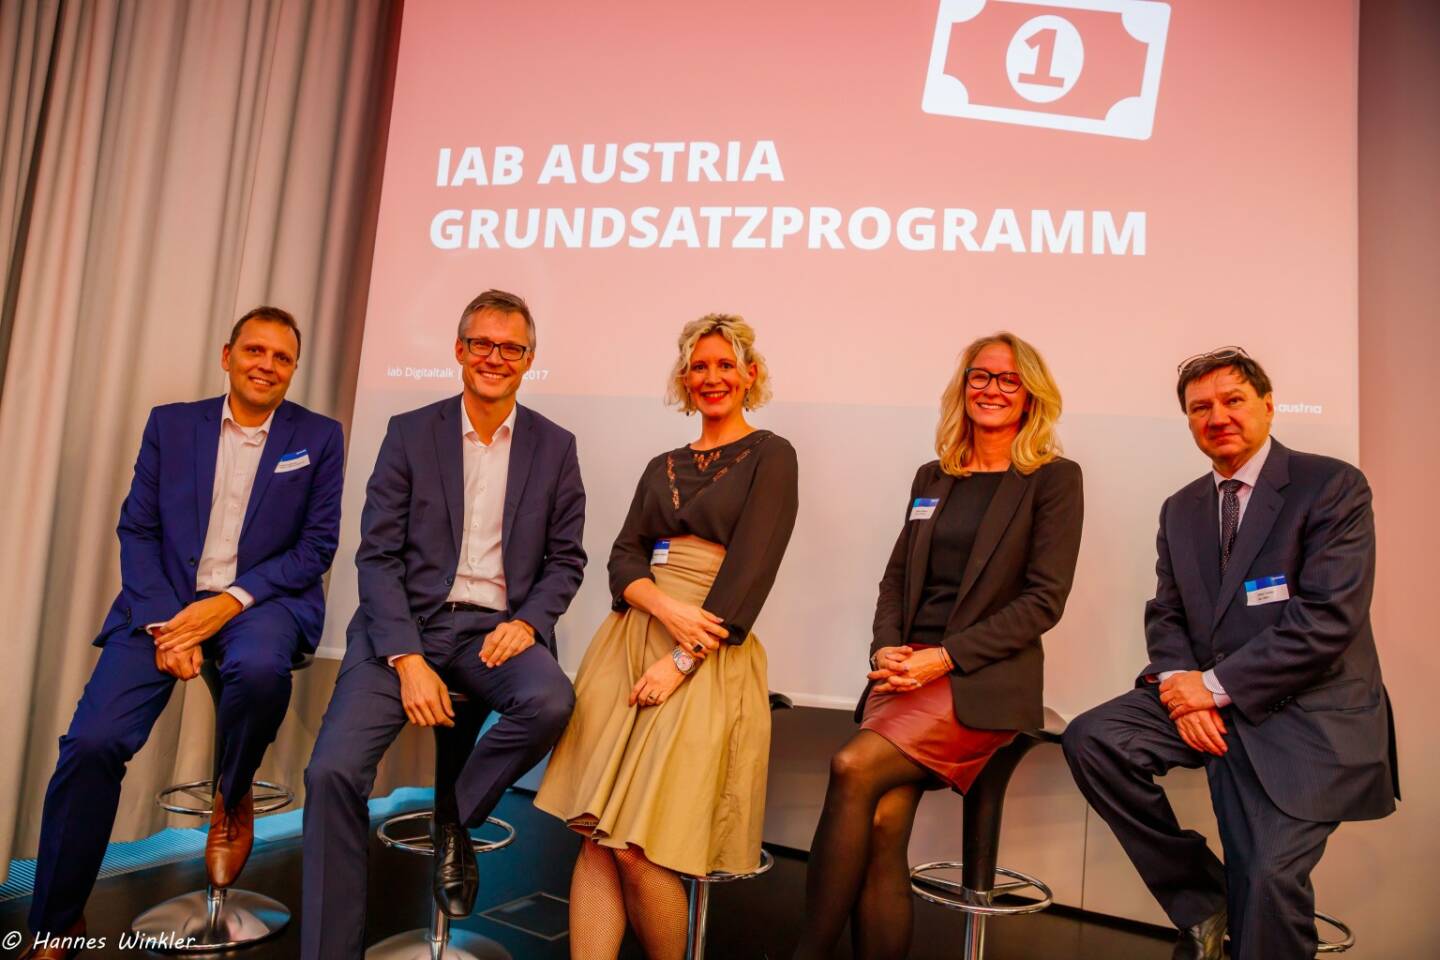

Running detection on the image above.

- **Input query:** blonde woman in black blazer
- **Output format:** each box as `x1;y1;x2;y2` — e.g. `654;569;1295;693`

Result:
794;332;1083;960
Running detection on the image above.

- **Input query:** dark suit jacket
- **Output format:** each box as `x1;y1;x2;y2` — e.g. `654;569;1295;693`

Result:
1140;438;1398;823
856;457;1084;731
345;396;586;661
97;396;345;651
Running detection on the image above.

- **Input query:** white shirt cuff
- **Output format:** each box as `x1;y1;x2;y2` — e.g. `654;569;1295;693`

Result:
225;586;255;610
145;622;167;636
1202;668;1232;708
1156;669;1182;681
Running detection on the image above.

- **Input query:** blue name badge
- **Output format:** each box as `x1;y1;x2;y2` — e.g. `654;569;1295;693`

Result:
274;448;311;474
1244;574;1290;606
651;539;671;565
909;497;939;521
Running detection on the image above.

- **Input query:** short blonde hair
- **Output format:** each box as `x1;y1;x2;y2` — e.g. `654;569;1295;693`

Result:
665;313;772;412
936;331;1063;477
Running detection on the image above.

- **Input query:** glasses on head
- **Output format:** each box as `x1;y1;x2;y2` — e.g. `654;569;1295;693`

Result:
1177;345;1249;376
463;337;529;361
964;367;1024;393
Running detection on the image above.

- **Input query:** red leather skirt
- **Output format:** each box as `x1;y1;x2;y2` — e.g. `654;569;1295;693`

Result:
860;648;1016;793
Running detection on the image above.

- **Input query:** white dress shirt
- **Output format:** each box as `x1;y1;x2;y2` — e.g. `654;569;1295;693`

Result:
1160;438;1273;708
195;398;275;608
446;403;514;609
389;404;515;667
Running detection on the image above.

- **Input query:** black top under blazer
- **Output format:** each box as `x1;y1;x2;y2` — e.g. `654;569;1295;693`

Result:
856;456;1084;732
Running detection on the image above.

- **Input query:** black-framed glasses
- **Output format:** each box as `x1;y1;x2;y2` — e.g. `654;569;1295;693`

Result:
1177;345;1249;375
964;367;1024;393
463;337;529;361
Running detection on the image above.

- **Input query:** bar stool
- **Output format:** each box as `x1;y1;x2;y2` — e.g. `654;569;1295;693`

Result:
909;706;1067;960
366;689;517;960
678;691;793;960
129;653;314;952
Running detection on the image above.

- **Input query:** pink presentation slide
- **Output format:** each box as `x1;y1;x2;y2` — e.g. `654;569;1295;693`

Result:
331;0;1357;710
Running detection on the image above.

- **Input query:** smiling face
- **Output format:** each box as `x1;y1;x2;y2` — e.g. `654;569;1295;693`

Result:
1183;365;1274;475
964;343;1029;434
454;307;534;407
686;333;755;422
221;319;299;419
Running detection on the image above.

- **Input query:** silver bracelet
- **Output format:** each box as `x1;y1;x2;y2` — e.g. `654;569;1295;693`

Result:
671;645;698;675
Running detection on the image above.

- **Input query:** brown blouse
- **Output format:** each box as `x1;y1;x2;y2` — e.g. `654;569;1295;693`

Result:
607;430;799;643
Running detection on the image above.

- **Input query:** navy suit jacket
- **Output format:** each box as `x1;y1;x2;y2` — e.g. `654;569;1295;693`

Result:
97;396;346;651
345;396;587;661
1140;439;1398;823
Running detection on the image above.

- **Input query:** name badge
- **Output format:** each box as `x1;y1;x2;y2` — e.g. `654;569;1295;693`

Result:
275;449;311;474
909;497;939;521
651;539;671;565
1245;574;1290;606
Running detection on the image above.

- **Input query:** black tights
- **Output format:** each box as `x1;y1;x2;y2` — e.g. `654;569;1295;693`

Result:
794;731;931;960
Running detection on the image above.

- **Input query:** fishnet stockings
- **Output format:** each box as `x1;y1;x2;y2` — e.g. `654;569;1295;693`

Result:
569;839;626;959
568;839;689;960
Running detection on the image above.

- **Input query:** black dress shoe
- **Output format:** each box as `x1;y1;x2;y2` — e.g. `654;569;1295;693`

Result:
1172;909;1226;960
431;819;479;918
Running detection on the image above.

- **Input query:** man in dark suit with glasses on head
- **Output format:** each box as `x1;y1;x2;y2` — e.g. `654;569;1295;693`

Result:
1062;347;1398;960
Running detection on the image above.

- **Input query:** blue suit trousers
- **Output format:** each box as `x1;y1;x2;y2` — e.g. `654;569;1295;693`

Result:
29;601;301;934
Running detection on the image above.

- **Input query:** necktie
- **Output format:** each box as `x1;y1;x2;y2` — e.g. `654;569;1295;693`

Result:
1219;479;1243;574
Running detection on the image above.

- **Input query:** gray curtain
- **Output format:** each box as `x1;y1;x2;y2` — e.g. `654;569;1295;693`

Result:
0;0;406;884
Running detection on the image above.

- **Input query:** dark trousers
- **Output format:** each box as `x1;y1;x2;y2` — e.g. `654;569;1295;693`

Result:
29;602;301;935
300;609;575;960
1062;686;1338;960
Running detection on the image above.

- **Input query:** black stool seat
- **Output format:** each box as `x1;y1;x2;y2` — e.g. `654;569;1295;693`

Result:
909;707;1068;960
130;652;315;952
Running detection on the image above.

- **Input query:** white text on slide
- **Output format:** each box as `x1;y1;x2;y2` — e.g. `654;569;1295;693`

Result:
426;141;1145;255
429;206;1144;255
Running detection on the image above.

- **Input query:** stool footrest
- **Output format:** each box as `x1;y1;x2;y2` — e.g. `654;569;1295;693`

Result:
377;810;516;856
155;778;295;816
1315;911;1355;953
910;862;1054;916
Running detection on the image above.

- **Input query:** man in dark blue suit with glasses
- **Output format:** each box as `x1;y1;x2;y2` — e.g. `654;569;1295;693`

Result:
302;289;585;960
1063;348;1398;960
22;307;344;960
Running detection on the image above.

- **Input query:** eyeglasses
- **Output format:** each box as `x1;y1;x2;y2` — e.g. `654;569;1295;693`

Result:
964;367;1024;393
1177;345;1249;376
462;337;529;361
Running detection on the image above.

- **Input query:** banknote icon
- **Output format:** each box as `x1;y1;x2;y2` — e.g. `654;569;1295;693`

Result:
922;0;1171;140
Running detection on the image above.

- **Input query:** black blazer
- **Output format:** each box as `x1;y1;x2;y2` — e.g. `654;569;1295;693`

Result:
1141;439;1398;823
856;457;1084;731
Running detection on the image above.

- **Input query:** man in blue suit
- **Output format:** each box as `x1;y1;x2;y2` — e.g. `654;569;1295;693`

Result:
22;307;344;960
302;289;585;960
1064;348;1398;960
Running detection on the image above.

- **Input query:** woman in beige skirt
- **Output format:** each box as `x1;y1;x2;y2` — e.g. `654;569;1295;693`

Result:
535;313;798;959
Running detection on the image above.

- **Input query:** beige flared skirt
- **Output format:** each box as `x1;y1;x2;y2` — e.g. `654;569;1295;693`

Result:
534;536;771;877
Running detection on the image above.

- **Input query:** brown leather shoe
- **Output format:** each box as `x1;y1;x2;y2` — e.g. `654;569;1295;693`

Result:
19;917;87;959
205;788;255;888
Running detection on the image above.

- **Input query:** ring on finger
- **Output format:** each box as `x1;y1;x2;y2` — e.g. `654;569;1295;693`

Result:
691;643;704;654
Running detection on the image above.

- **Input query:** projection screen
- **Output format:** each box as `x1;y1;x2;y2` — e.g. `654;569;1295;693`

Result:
322;0;1359;713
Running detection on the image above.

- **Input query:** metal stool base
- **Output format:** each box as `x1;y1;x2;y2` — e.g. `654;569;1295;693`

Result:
364;927;511;960
129;886;289;951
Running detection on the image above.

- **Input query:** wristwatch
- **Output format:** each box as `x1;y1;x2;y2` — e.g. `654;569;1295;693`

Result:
671;645;698;675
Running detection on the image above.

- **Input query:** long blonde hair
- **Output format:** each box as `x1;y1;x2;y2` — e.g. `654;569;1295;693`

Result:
936;332;1062;476
665;313;772;412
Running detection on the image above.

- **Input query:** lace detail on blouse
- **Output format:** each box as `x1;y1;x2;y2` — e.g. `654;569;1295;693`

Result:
666;432;769;511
